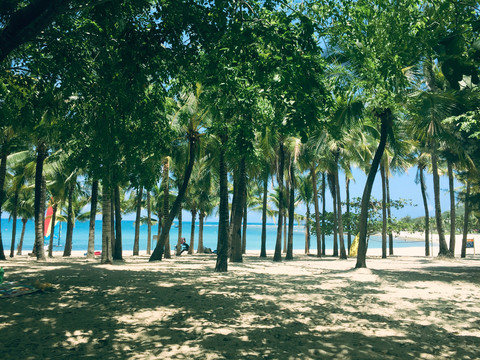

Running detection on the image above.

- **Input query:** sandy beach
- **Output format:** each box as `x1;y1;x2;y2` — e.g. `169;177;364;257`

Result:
1;236;479;360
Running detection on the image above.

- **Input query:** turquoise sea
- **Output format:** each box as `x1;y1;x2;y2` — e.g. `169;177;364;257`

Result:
0;218;420;254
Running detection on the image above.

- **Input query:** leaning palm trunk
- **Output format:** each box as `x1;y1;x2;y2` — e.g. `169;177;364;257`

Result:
34;143;47;261
431;150;449;256
461;182;470;258
101;182;113;264
87;180;98;260
286;161;295;260
230;156;246;263
113;184;123;260
149;133;198;261
447;161;456;256
419;165;430;256
310;165;322;257
345;175;351;252
48;203;57;258
215;142;229;272
17;218;28;255
63;181;75;257
356;109;391;268
9;190;19;258
273;142;285;262
133;186;143;256
0;152;7;260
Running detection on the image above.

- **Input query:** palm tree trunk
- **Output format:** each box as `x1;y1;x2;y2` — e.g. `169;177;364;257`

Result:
286;160;295;260
260;172;268;258
386;171;394;255
34;142;47;261
310;165;322;257
356;109;391;268
163;159;171;259
17;218;27;255
328;173;338;257
284;175;290;254
346;174;351;252
380;160;387;259
447;161;456;256
335;164;347;259
149;133;198;261
431;150;449;256
321;172;326;256
461;182;470;258
101;180;113;264
48;203;57;258
0;151;6;260
231;156;246;263
175;206;183;256
305;205;311;254
113;184;123;260
9;190;19;258
189;209;196;254
63;180;75;257
110;188;115;254
242;194;247;255
147;191;152;255
133;186;143;256
419;165;430;256
215;142;229;272
273;142;285;262
87;180;98;260
198;211;205;254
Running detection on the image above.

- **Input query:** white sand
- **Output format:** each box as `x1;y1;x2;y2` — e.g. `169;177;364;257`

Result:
1;241;479;359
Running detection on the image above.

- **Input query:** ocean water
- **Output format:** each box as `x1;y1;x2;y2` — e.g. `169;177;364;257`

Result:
0;218;420;254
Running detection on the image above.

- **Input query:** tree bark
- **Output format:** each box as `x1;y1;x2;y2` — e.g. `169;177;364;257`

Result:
34;142;47;261
286;160;295;260
163;159;171;259
305;205;311;254
380;160;387;259
17;219;28;255
9;189;19;258
432;150;449;256
133;186;143;256
189;209;196;254
242;194;247;255
147;191;152;255
335;162;347;259
63;180;75;257
461;182;470;258
230;156;246;263
310;165;322;257
149;133;198;261
386;170;394;255
419;165;430;256
346;174;351;252
273;142;285;262
47;203;57;258
113;184;123;260
101;181;113;264
447;161;456;256
215;142;229;272
198;211;205;254
87;180;98;260
260;171;268;258
321;172;326;256
355;109;391;268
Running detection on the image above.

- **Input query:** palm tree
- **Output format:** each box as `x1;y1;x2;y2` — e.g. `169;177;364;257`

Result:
15;186;35;255
296;173;313;254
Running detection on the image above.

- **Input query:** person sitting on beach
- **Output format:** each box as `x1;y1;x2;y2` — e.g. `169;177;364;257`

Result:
178;238;189;255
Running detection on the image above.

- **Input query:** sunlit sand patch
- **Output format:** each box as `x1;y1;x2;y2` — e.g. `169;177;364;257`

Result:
115;307;179;326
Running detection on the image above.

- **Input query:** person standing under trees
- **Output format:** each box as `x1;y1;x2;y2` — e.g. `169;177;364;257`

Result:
177;238;189;255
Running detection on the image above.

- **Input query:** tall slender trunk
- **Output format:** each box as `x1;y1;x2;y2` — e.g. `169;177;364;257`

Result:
260;171;268;257
175;206;183;256
242;195;247;255
215;142;229;272
163;159;171;259
305;205;311;254
101;181;113;264
310;165;322;257
87;180;98;259
110;188;115;254
321;172;326;256
9;190;19;258
461;182;470;258
448;161;456;256
231;156;246;263
380;160;387;259
133;186;143;256
335;163;347;259
113;184;123;260
17;218;27;255
34;142;47;261
286;160;295;260
431;150;449;256
147;191;151;255
0;151;6;260
346;174;351;252
63;180;75;257
386;170;394;255
198;211;205;253
47;203;57;258
356;109;391;268
273;142;285;262
328;173;338;256
284;174;290;254
189;209;196;254
419;165;430;256
149;133;198;261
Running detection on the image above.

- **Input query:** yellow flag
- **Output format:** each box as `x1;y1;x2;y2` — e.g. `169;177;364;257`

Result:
349;233;360;257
